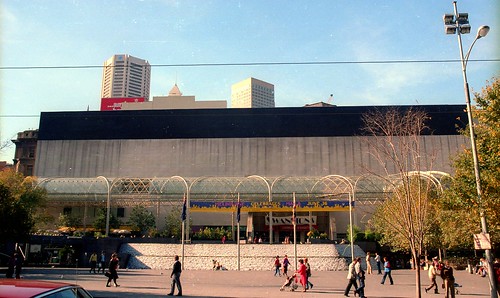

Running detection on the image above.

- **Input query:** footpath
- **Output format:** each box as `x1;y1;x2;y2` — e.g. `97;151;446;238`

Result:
20;267;492;298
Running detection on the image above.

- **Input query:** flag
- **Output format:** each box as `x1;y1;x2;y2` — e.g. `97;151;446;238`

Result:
236;203;241;223
292;203;296;225
181;197;187;222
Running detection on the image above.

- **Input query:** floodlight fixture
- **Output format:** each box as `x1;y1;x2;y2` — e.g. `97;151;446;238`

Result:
443;14;454;25
445;25;457;35
460;24;471;34
457;12;469;25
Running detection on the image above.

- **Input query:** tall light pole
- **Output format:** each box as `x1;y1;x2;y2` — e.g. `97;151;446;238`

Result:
97;176;111;237
443;2;497;297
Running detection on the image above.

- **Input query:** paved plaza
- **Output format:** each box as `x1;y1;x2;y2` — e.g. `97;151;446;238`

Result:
18;267;492;298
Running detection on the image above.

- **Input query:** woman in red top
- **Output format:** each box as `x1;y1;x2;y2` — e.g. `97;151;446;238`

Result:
296;259;307;292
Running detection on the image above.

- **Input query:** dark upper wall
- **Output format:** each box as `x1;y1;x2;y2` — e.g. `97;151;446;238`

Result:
38;105;467;141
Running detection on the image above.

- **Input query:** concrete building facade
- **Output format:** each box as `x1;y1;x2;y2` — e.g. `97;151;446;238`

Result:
100;54;151;100
34;105;467;243
121;84;227;110
12;129;39;176
231;77;275;108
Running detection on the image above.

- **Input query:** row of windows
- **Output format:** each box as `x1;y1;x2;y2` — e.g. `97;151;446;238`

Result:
63;207;125;218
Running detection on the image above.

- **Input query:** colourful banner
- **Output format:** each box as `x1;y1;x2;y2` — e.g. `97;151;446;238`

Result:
189;200;352;212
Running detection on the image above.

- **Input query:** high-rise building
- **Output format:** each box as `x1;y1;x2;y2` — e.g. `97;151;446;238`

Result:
100;54;151;100
231;77;275;108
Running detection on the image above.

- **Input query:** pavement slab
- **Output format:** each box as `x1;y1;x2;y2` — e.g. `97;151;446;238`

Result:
14;267;492;298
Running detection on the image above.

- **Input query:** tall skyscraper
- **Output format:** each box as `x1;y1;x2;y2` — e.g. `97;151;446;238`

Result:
100;54;151;99
231;77;275;108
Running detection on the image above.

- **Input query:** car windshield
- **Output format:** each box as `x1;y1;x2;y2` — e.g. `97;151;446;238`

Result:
36;287;93;298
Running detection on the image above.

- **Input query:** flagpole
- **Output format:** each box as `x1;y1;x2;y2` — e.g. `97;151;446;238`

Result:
237;193;241;271
293;192;297;270
181;194;186;270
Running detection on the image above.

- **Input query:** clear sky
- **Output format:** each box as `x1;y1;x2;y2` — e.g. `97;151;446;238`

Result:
1;0;499;162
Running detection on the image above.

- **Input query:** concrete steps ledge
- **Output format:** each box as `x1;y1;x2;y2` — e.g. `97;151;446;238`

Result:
120;243;366;271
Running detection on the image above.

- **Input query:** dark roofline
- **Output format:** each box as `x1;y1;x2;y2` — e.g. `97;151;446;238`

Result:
38;105;467;141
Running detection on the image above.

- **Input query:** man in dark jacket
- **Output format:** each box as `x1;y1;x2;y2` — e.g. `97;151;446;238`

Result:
168;255;182;296
440;260;455;298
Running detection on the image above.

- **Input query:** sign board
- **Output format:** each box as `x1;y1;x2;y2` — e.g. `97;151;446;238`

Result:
473;233;491;250
100;97;145;111
189;200;352;212
265;215;317;226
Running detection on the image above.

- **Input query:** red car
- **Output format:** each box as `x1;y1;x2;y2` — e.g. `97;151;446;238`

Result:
0;279;93;298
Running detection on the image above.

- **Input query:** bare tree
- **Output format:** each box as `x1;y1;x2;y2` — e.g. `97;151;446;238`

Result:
361;107;441;298
0;138;13;153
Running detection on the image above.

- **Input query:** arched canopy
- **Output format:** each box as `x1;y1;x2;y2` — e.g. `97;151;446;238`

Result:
36;172;449;208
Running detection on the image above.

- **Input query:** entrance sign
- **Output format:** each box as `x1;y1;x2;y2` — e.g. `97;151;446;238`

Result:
265;215;317;225
473;233;491;250
189;200;352;212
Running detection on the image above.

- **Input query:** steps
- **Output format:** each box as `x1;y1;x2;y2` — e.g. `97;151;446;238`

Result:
120;243;366;271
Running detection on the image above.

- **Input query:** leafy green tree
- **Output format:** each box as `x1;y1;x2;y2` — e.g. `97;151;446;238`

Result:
346;224;361;243
93;208;121;232
163;207;182;239
0;184;33;242
443;77;500;249
57;214;82;230
0;170;48;243
128;206;156;236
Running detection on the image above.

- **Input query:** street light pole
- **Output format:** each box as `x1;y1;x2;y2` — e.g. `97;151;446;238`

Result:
444;2;496;297
97;176;111;237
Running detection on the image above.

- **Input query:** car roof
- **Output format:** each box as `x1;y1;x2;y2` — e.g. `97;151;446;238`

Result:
0;279;79;298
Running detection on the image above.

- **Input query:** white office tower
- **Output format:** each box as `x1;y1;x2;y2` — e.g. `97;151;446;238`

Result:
231;77;275;108
101;54;151;99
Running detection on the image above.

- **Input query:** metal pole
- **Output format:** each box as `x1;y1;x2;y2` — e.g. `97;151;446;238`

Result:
349;192;354;261
293;192;298;270
97;176;111;237
452;2;497;297
237;193;241;271
181;194;186;270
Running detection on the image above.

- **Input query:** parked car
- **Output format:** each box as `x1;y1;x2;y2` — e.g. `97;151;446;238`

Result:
0;279;93;298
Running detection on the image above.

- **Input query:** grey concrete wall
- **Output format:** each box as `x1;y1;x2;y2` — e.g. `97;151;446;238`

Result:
120;243;364;271
35;135;467;178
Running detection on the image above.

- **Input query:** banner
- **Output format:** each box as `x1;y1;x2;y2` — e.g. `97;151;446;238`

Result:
189;200;351;212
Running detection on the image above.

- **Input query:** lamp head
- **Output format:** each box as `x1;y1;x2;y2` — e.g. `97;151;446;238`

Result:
476;25;490;39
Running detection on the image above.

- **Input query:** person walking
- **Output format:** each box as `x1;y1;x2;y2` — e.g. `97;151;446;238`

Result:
15;252;24;279
493;258;500;296
296;259;308;292
355;257;366;298
305;258;313;290
105;253;120;287
89;252;97;274
167;255;182;296
375;252;382;274
380;257;394;285
366;252;372;274
425;260;439;294
274;256;281;277
344;258;358;297
282;255;290;277
98;251;106;273
440;260;455;298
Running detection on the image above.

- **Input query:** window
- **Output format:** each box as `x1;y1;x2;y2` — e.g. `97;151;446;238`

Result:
29;146;36;158
26;165;34;176
63;207;72;215
117;208;125;218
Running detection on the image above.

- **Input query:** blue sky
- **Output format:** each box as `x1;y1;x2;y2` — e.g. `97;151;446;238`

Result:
1;0;499;161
